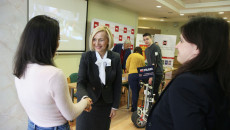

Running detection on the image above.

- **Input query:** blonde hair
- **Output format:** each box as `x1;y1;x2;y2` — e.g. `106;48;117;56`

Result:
124;39;131;44
89;25;114;51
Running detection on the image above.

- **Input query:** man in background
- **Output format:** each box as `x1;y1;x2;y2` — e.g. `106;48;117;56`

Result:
112;39;131;72
143;33;163;101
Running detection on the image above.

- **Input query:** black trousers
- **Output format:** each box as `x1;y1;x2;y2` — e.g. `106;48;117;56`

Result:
76;96;112;130
152;74;163;102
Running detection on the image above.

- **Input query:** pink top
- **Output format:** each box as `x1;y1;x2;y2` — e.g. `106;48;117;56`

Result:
15;63;87;127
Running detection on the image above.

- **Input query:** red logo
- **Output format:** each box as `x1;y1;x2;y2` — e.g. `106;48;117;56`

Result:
105;24;110;28
140;69;144;72
112;34;114;37
163;40;167;45
130;45;133;50
131;29;134;34
127;36;130;40
115;26;119;32
119;35;122;41
94;22;99;28
124;27;127;33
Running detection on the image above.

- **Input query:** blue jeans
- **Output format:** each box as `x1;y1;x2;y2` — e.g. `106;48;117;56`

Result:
28;119;70;130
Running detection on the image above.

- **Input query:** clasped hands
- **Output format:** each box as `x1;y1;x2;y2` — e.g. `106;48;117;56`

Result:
84;97;93;112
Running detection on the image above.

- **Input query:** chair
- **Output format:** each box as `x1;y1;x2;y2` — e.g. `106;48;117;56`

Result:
69;73;78;83
68;73;78;99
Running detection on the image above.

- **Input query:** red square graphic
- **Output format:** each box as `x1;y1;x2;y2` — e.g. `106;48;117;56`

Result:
105;24;110;28
115;26;119;32
131;29;134;34
130;45;133;50
124;27;127;33
127;36;130;40
119;35;122;41
94;22;99;28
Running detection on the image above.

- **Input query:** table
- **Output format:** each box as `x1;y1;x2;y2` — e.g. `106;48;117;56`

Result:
164;67;177;73
68;74;131;109
68;82;77;102
122;73;130;109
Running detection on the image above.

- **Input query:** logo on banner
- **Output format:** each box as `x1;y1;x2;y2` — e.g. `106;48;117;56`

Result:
124;27;127;33
130;45;133;50
137;65;155;80
94;22;99;28
119;35;122;41
115;26;119;32
131;29;134;34
105;24;110;28
163;40;167;45
127;36;130;40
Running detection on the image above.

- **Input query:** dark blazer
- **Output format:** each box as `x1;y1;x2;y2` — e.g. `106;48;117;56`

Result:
146;72;230;130
112;44;131;69
76;50;122;109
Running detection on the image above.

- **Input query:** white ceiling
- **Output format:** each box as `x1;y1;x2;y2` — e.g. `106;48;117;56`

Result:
96;0;230;22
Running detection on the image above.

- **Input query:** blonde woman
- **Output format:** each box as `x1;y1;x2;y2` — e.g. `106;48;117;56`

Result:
76;26;122;130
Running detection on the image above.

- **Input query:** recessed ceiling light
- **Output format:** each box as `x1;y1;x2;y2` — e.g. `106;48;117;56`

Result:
160;19;164;21
219;12;224;14
143;17;147;19
156;6;161;8
180;14;184;16
223;17;228;19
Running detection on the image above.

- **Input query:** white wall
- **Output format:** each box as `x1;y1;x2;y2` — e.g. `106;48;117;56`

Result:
0;0;139;129
0;0;27;129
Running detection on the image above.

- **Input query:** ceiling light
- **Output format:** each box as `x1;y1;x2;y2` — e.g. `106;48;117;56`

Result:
223;17;228;19
218;12;224;14
160;19;164;21
156;6;161;8
228;21;230;23
180;14;184;16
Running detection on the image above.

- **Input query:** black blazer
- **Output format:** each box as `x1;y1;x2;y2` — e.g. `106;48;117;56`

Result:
146;72;230;130
76;50;122;109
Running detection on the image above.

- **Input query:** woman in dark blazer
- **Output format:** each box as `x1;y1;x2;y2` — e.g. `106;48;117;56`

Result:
146;17;230;130
76;26;122;130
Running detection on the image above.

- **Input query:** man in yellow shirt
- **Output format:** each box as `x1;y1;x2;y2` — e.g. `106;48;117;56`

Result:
126;47;145;112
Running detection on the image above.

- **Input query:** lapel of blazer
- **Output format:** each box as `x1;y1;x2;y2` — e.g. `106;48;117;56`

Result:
90;51;100;83
105;50;113;85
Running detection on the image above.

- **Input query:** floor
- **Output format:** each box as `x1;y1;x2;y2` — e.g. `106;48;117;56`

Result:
69;88;145;130
69;79;170;130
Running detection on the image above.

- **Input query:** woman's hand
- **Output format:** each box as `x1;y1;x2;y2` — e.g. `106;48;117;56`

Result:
84;97;93;112
109;109;116;119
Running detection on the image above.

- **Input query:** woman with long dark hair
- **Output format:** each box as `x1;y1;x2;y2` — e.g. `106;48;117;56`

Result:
13;15;91;130
146;16;230;130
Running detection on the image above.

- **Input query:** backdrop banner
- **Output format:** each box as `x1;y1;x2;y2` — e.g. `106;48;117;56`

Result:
91;18;135;50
